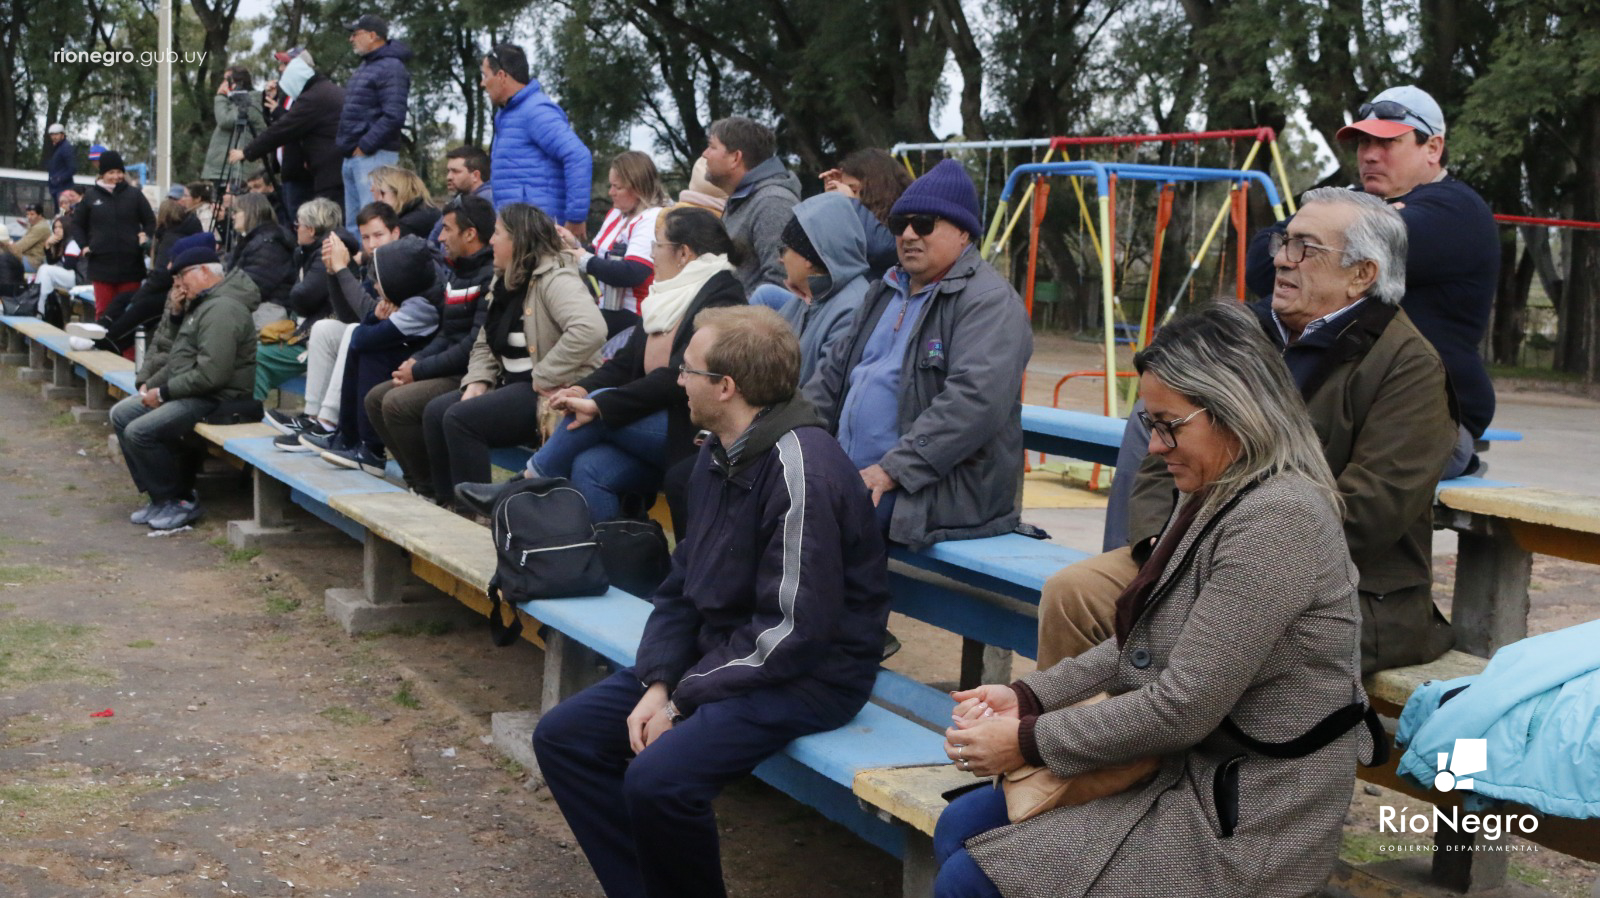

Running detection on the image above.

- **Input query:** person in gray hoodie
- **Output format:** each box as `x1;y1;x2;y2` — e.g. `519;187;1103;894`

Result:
775;192;869;388
701;116;800;293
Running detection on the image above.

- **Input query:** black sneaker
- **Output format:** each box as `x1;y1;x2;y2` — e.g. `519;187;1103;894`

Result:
299;417;337;438
263;408;304;436
299;430;343;452
321;445;387;477
274;433;316;452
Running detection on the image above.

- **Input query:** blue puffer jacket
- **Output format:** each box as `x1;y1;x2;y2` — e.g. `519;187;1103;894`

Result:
489;79;592;224
1395;618;1600;818
335;40;412;157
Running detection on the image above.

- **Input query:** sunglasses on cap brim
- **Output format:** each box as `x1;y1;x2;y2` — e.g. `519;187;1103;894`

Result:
1356;100;1434;136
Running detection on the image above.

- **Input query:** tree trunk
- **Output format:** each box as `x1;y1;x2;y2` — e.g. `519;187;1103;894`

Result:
1555;96;1600;380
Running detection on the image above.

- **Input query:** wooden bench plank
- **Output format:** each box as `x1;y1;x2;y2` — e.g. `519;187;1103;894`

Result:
854;765;976;837
330;491;497;591
225;436;404;506
1363;650;1486;717
1436;486;1600;536
194;422;276;446
104;370;137;395
894;535;1088;602
1;316;65;339
66;348;134;376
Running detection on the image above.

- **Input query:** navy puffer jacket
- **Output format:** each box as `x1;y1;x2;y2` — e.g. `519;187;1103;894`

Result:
335;41;412;157
489;78;592;224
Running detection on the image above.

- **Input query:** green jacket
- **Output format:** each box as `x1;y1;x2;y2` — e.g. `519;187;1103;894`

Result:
203;90;267;181
143;268;261;401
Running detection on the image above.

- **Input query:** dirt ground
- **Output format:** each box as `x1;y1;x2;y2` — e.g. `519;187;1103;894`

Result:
1;337;1597;897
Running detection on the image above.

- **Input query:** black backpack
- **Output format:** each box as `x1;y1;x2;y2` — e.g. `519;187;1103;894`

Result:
486;477;609;646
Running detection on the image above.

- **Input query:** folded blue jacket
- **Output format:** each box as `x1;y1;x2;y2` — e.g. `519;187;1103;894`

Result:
1395;618;1600;819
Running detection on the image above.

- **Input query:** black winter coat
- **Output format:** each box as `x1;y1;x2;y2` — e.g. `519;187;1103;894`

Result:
70;180;155;283
243;74;347;195
396;197;441;240
288;228;360;325
578;270;746;469
151;214;202;271
410;245;495;381
229;223;296;308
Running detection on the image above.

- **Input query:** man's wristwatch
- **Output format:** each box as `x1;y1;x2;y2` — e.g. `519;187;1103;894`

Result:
663;700;684;724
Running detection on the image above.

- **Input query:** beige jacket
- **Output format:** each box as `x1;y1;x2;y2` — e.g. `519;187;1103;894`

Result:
968;473;1366;898
464;259;605;392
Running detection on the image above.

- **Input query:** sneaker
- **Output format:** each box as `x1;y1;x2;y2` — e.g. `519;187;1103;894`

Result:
273;433;316;452
263;408;304;435
299;417;337;437
147;497;202;530
129;501;157;525
68;336;96;351
320;445;387;477
66;322;108;340
299;430;343;452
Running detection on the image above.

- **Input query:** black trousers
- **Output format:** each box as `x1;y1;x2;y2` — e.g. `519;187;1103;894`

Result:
532;669;859;898
96;284;167;354
422;379;542;505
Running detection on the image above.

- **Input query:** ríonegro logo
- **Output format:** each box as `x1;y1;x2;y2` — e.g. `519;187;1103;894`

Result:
1433;738;1487;792
1377;739;1540;843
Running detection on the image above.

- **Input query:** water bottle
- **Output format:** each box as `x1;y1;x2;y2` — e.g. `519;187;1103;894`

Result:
134;326;146;370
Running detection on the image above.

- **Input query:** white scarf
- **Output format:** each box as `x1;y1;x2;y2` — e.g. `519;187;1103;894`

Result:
641;253;733;334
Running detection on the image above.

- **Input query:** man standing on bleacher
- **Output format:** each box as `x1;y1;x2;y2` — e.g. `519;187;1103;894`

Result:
533;306;890;898
112;244;260;531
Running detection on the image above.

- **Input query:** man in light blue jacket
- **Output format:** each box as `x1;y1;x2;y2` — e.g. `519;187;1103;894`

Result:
481;43;592;240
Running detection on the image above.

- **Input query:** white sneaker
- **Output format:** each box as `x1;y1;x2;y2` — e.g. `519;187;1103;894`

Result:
66;322;108;340
68;336;95;351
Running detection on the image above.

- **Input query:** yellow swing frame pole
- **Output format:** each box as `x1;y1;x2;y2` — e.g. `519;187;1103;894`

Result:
1267;137;1297;214
982;147;1060;260
1098;190;1118;419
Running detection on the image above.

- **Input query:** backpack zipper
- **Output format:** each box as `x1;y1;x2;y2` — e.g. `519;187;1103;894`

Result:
498;485;588;550
519;541;598;563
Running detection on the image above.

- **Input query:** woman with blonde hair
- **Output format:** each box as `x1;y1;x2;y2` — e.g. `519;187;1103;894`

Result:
932;300;1374;898
368;164;440;239
561;149;673;336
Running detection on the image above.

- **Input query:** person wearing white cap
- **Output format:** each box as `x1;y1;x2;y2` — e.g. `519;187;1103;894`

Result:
1246;84;1498;479
44;123;76;201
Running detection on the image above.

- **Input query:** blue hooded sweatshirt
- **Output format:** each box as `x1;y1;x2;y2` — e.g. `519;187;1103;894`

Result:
778;192;869;388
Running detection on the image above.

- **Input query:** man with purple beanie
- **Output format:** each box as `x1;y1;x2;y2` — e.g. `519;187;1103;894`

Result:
805;158;1032;550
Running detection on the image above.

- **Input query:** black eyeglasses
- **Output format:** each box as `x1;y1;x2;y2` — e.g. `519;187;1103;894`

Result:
1138;407;1208;449
678;363;724;380
1356;100;1434;136
1267;232;1341;264
887;213;940;237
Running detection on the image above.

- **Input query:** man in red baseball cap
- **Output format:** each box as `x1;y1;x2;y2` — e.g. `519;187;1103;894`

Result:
1247;84;1499;479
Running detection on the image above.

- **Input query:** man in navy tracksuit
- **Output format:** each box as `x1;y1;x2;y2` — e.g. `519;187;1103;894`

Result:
534;305;890;898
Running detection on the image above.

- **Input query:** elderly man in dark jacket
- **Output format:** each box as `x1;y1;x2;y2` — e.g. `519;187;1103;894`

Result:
70;150;156;317
806;158;1033;550
534;306;890;898
365;196;497;497
113;246;260;531
234;50;348;215
336;14;411;229
1039;188;1457;676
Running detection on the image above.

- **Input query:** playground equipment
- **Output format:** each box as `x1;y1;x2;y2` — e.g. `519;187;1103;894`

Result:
993;161;1286;419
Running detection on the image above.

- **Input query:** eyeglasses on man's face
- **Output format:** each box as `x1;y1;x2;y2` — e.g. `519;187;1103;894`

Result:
678;363;724;381
1138;406;1208;449
1268;231;1341;264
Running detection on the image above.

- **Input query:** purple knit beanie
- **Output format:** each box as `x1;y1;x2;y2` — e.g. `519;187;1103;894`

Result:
889;159;982;238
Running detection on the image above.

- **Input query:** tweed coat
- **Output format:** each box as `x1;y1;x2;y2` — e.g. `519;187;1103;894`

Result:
966;473;1367;898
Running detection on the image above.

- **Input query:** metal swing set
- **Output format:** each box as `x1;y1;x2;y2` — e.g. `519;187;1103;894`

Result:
891;129;1294;485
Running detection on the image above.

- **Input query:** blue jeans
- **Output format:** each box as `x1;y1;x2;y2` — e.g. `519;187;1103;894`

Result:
530;390;669;522
932;785;1008;898
111;393;218;502
341;149;398;229
749;282;795;312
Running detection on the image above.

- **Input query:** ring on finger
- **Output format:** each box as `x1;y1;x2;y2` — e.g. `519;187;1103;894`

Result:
957;745;965;760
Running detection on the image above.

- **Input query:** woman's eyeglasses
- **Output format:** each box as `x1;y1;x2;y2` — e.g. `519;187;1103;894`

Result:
1138;407;1208;449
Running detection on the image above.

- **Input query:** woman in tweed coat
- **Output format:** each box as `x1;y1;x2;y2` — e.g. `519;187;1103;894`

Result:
933;301;1369;898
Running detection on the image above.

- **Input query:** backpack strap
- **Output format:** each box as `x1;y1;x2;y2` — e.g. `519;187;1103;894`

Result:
486;575;524;648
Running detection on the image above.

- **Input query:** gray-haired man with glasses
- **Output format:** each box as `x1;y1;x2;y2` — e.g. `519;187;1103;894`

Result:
1246;84;1498;479
1040;188;1458;677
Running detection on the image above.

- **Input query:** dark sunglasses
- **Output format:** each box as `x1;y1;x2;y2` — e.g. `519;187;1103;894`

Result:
887;213;940;237
1355;99;1434;136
